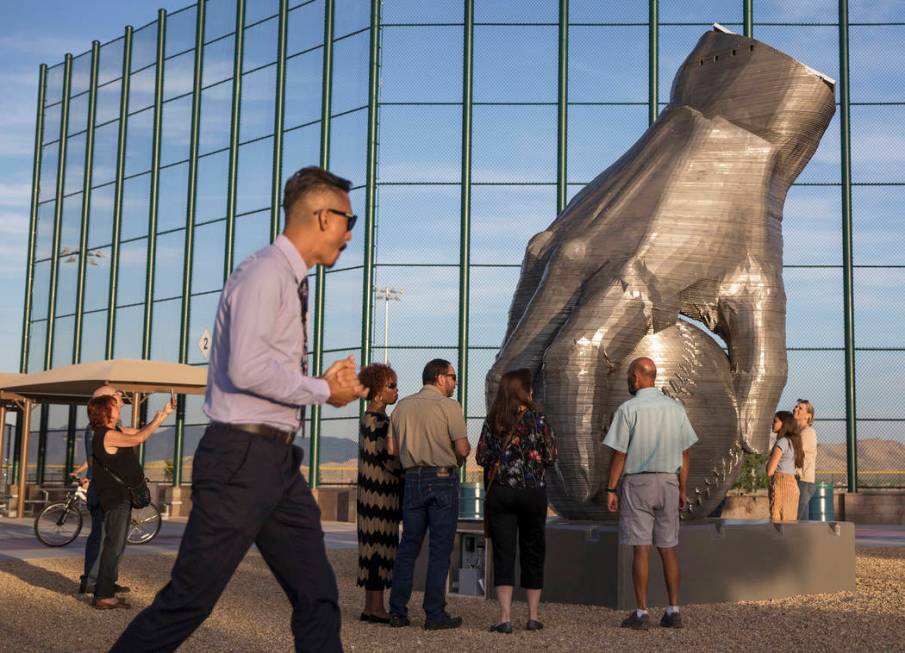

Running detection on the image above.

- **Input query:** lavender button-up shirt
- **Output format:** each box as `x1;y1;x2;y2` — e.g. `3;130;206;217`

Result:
203;235;329;432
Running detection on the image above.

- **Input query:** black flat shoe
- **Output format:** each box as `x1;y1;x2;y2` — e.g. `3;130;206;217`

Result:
489;622;513;633
360;613;391;624
526;619;544;631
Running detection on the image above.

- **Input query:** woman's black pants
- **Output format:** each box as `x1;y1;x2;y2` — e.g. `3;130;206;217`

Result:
486;486;547;589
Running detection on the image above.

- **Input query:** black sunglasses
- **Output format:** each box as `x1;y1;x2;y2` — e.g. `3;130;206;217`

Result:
386;383;398;389
326;208;357;231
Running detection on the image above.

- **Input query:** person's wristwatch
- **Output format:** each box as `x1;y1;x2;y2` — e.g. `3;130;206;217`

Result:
606;487;618;493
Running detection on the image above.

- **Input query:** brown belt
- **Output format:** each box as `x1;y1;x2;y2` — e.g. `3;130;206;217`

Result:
405;466;457;477
211;421;296;445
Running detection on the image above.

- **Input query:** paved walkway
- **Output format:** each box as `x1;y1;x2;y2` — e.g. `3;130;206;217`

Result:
0;517;356;561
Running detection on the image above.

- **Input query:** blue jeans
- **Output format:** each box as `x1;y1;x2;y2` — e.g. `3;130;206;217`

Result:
797;480;817;521
389;469;459;621
82;484;106;587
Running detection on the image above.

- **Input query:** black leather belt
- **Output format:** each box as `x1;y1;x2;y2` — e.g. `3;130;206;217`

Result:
405;466;457;476
211;421;296;445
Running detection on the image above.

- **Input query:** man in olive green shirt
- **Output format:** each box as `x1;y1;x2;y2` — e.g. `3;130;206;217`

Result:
387;359;470;630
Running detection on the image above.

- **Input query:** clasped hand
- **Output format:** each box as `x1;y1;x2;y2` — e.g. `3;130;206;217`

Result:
322;356;368;407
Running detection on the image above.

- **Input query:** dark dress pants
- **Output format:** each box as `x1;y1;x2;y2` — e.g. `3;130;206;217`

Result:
486;485;547;588
111;424;342;653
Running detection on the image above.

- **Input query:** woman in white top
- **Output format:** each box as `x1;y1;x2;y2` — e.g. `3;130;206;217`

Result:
793;399;818;520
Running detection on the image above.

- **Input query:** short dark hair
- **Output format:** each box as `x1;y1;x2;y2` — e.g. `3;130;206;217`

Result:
423;359;452;385
87;394;118;430
282;166;352;220
359;363;396;401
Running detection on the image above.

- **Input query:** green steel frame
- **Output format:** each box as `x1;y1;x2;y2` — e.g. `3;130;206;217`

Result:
105;27;133;358
73;42;101;365
838;0;858;492
20;64;47;374
174;2;207;486
270;0;290;242
11;0;882;492
457;0;475;483
44;54;73;372
143;11;168;363
308;0;336;489
223;0;247;279
360;0;381;370
556;0;568;215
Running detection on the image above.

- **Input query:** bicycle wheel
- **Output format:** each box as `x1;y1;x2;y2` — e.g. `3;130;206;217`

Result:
34;502;83;547
128;503;162;545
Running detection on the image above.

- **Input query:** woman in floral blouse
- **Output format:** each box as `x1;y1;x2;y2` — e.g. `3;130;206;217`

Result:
476;368;557;634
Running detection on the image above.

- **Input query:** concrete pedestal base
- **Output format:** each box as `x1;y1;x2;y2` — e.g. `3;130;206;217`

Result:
532;519;855;609
160;485;192;518
414;519;855;609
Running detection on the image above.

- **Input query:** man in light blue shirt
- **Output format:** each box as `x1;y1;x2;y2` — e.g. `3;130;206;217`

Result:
603;357;697;630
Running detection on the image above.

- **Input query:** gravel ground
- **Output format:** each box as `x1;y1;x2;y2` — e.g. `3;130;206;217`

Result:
1;547;903;652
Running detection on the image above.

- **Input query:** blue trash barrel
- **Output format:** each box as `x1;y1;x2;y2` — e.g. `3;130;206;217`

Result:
459;482;485;519
808;482;834;521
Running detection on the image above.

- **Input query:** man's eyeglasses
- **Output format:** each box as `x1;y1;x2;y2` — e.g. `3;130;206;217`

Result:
443;373;457;382
325;208;357;232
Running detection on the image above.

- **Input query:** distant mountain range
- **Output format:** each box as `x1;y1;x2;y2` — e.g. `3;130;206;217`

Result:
816;439;905;471
142;425;358;465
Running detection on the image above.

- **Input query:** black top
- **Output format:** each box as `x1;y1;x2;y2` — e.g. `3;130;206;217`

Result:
475;410;558;489
92;427;143;511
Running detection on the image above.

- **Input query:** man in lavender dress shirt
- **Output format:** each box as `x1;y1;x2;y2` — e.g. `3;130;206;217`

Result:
113;167;366;653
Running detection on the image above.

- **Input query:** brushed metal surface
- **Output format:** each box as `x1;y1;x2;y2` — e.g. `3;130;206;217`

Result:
487;28;836;520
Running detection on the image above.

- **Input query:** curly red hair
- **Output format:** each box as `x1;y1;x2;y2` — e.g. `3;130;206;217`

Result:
358;363;396;401
87;394;118;430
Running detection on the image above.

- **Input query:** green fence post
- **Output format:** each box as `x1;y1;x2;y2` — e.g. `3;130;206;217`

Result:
360;0;381;373
458;0;474;483
224;0;247;279
838;0;858;492
175;1;207;487
44;54;73;373
743;0;753;38
309;0;336;490
648;0;658;126
20;64;48;375
106;27;134;358
270;0;289;242
73;42;101;365
557;0;569;215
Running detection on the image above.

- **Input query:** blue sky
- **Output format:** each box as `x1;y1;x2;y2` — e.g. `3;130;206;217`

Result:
3;1;905;453
0;1;192;373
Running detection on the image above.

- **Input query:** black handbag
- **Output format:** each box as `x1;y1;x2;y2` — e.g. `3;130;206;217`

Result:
93;455;152;509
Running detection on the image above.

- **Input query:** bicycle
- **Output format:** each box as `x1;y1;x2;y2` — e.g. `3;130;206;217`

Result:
34;482;163;547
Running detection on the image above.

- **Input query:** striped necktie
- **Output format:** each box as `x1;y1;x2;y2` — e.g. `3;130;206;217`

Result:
298;276;309;434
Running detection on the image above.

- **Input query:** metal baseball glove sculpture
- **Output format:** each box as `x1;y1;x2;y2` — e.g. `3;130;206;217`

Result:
487;27;835;520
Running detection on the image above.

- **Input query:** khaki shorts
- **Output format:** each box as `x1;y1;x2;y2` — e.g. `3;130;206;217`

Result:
618;473;680;548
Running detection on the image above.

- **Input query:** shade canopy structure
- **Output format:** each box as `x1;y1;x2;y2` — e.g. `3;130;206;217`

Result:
1;359;207;404
0;373;25;404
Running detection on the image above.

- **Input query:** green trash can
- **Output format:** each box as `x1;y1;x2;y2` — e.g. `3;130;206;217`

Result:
808;482;834;521
459;482;485;519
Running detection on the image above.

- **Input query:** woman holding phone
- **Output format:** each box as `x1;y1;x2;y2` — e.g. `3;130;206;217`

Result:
87;392;175;609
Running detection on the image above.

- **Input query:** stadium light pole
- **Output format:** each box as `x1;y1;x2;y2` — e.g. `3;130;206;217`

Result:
375;287;402;364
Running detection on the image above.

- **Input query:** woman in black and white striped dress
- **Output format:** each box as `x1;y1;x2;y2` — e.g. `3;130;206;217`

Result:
356;363;403;623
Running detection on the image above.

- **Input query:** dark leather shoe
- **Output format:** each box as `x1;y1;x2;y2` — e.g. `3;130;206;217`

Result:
360;612;391;624
660;611;684;628
389;614;410;628
113;584;131;594
424;613;463;630
92;597;131;610
621;611;650;630
526;619;544;631
489;622;513;633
